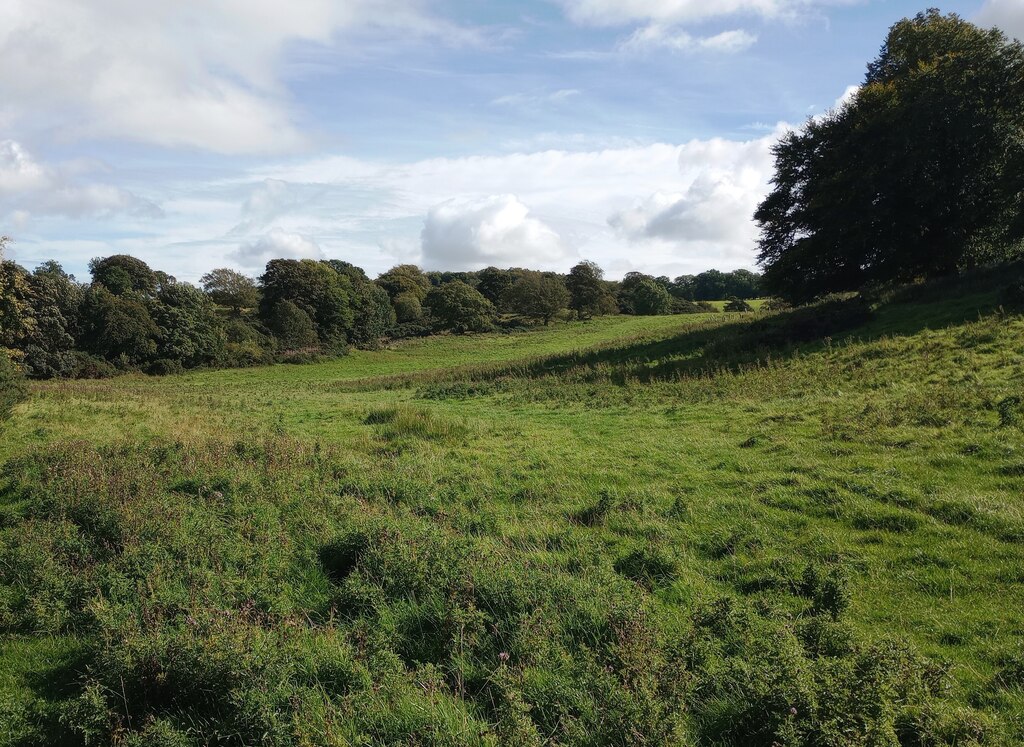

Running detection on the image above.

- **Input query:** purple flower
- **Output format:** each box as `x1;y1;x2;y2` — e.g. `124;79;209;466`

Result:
498;651;510;663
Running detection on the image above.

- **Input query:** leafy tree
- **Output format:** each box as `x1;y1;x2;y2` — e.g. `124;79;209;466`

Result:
392;292;423;323
201;268;259;313
376;264;431;302
566;261;617;319
618;273;673;315
259;259;354;347
502;271;570;325
269;300;319;350
350;280;396;347
79;286;160;367
476;267;521;305
21;263;81;378
149;281;225;368
89;255;158;297
757;10;1024;302
424;281;494;332
0;348;25;422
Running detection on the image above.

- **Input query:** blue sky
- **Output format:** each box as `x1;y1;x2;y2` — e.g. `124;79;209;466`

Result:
0;0;1018;283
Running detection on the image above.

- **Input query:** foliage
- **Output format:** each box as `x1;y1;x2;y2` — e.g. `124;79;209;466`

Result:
259;259;355;347
200;268;259;312
79;285;160;368
618;272;673;315
376;264;432;302
268;300;319;350
757;10;1024;302
566;260;617;319
88;254;158;296
0;349;25;422
349;280;396;347
425;281;495;333
501;270;570;325
392;292;423;323
724;296;755;312
672;268;762;301
475;266;522;305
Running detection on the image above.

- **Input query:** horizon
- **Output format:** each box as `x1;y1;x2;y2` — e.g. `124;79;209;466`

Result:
1;1;1020;284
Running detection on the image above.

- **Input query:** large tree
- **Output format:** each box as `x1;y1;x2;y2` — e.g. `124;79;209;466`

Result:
502;271;570;325
756;10;1024;303
424;281;494;333
201;268;259;313
259;259;355;347
566;261;617;319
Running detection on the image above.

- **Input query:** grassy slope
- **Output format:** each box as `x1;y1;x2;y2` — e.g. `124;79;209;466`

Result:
3;289;1024;743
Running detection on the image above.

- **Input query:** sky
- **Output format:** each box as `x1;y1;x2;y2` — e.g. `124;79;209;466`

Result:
0;1;1020;284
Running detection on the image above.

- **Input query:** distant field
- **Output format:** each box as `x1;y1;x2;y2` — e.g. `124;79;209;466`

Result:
3;288;1024;744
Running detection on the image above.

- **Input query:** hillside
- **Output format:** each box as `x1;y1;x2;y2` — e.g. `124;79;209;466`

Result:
2;273;1024;745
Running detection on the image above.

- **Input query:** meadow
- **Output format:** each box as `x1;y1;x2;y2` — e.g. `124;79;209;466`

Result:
2;276;1024;745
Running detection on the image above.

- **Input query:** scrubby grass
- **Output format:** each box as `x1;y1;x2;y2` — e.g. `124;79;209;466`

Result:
2;279;1024;744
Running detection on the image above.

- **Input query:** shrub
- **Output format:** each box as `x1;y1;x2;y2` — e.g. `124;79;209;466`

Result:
0;349;26;422
724;296;755;312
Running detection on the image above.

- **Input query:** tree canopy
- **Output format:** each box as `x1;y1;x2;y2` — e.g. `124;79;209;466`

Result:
756;10;1024;303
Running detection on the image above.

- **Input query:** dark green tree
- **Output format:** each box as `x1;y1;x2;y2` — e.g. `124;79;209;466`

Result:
259;259;354;347
475;267;521;305
566;261;617;319
756;10;1024;302
424;281;494;332
201;268;259;313
0;348;25;422
149;281;226;368
392;292;423;323
79;286;160;367
269;300;319;350
502;271;570;325
349;280;396;346
376;264;431;302
618;273;672;315
89;255;158;297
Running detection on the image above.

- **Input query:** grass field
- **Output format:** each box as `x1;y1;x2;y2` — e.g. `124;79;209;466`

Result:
2;286;1024;745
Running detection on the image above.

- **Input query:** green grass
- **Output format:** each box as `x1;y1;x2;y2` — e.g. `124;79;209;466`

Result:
2;288;1024;744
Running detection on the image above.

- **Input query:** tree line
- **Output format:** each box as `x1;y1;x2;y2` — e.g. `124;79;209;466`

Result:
0;241;762;380
757;10;1024;302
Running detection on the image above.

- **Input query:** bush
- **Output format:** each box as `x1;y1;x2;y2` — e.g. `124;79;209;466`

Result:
69;352;119;379
724;296;755;312
146;358;185;376
0;350;26;421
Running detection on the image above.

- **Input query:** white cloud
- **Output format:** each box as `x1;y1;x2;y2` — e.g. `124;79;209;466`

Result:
608;134;776;254
0;0;479;154
978;0;1024;41
492;89;582;107
0;140;162;219
421;195;571;271
556;0;809;26
229;229;324;270
618;26;757;53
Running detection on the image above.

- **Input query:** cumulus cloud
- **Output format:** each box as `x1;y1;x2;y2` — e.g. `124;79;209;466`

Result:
229;228;324;270
618;26;757;53
0;140;162;220
978;0;1024;40
608;134;777;257
0;0;480;154
420;195;572;271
